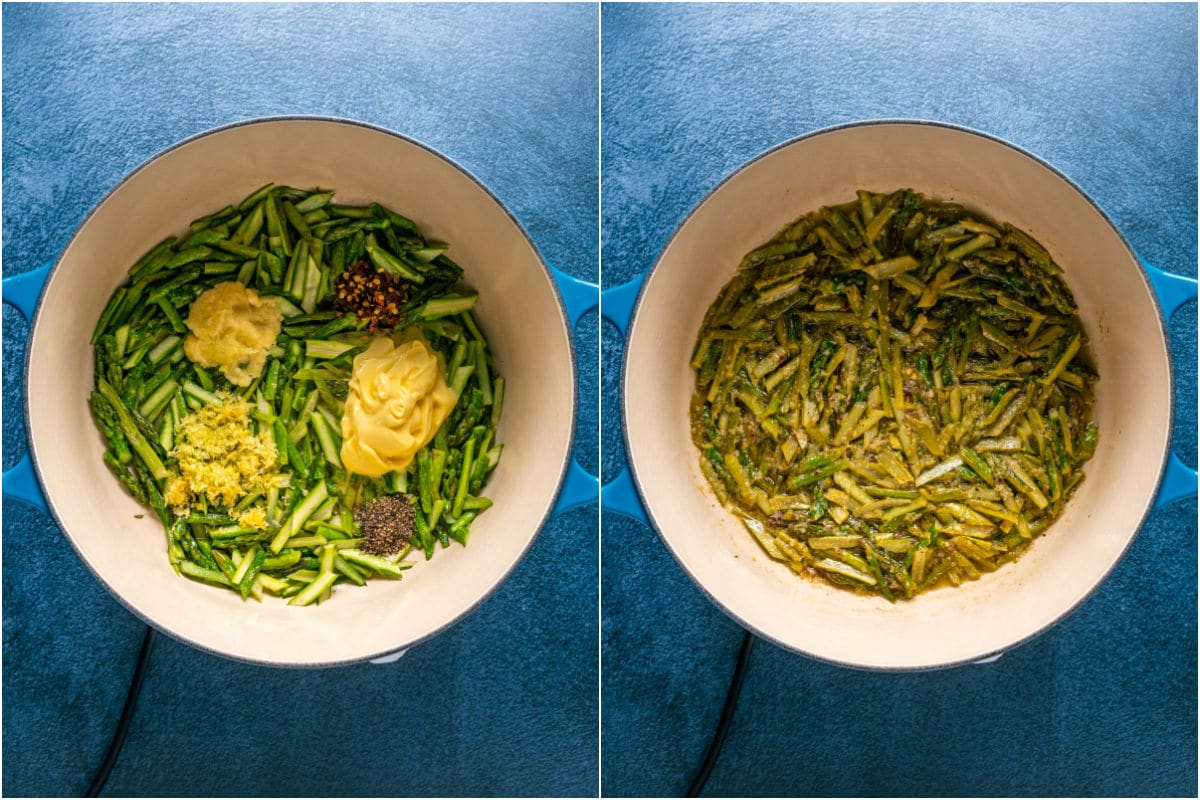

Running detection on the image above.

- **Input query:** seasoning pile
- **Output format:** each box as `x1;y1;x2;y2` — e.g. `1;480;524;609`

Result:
163;393;281;528
354;496;416;556
334;259;408;331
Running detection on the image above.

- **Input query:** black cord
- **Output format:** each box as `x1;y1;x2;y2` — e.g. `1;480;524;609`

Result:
686;630;756;798
86;626;157;798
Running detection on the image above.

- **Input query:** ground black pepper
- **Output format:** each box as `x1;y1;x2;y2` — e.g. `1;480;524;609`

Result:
334;260;408;331
353;495;416;556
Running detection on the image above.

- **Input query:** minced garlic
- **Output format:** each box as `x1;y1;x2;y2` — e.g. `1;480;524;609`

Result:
165;394;281;524
183;282;282;386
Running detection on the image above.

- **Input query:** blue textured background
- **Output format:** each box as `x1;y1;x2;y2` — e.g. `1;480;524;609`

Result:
601;3;1197;797
3;4;598;797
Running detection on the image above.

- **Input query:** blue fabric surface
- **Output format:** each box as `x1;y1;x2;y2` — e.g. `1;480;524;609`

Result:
600;3;1197;797
3;4;598;797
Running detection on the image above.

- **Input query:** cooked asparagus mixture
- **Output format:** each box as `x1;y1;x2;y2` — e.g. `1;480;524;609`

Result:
90;184;503;605
690;189;1098;600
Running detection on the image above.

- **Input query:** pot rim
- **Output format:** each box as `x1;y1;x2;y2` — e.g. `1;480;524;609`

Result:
618;117;1176;672
22;114;579;668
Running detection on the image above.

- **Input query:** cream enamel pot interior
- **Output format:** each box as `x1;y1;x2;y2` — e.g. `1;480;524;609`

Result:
619;121;1195;671
4;117;585;667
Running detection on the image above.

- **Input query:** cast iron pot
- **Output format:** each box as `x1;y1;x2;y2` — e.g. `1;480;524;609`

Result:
2;117;597;667
616;120;1196;671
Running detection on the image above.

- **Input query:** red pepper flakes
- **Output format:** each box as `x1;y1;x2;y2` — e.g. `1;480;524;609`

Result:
334;260;408;331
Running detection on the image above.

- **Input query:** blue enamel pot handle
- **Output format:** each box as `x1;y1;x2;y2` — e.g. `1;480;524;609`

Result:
1;261;607;519
546;266;603;515
541;269;650;522
1143;262;1199;509
601;261;1196;524
3;261;52;514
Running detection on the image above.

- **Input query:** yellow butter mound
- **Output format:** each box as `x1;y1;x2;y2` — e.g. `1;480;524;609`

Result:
164;395;280;525
341;331;456;477
184;282;282;386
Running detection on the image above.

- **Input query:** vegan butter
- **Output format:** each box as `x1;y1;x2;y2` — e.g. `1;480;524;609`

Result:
184;282;282;386
341;332;456;477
